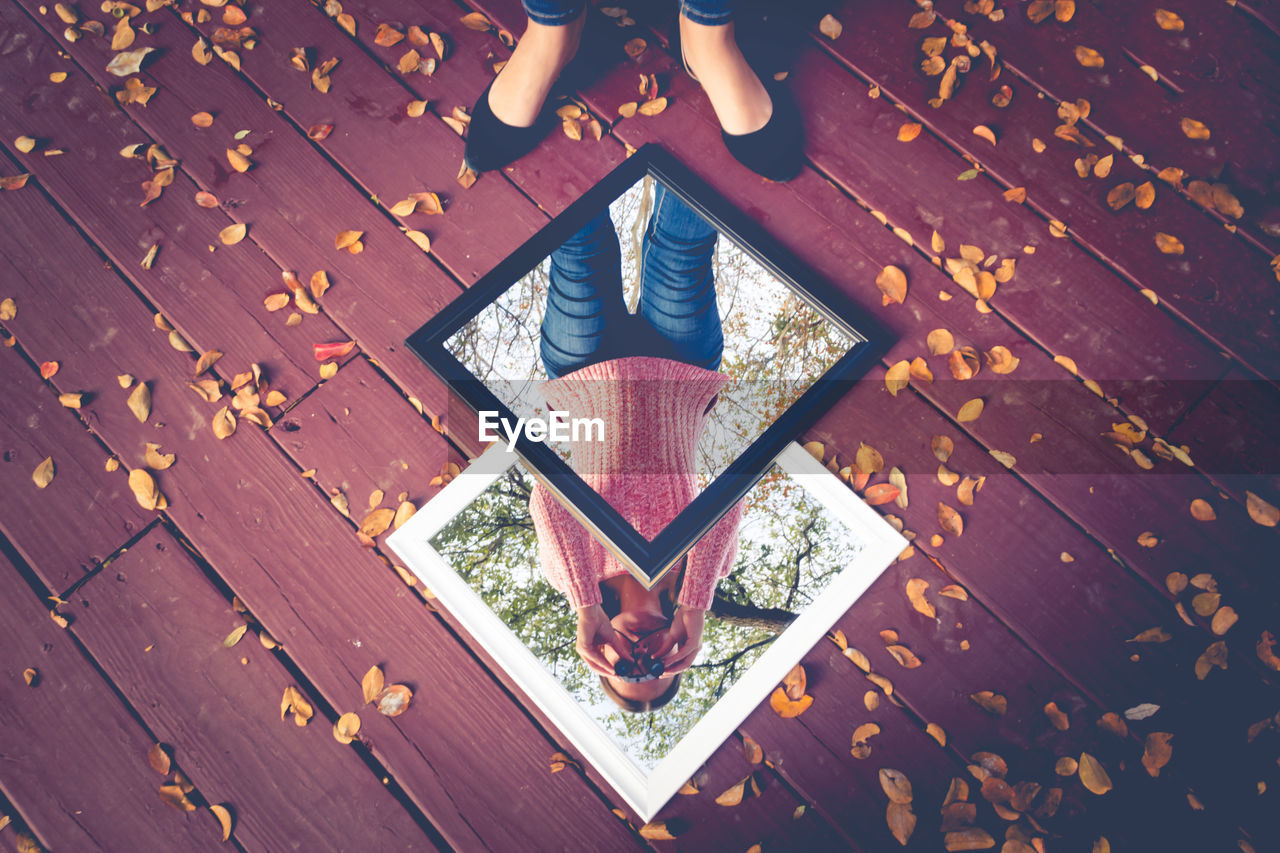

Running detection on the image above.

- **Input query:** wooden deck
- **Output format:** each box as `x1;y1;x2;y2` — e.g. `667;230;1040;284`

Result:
1;0;1277;849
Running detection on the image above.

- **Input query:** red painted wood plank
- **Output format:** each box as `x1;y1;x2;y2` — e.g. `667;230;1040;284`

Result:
926;0;1280;248
808;0;1278;385
272;356;461;520
0;549;224;853
1169;368;1280;505
0;0;477;453
0;325;152;594
0;9;336;402
0;186;643;853
220;0;627;221
805;368;1280;843
65;524;438;851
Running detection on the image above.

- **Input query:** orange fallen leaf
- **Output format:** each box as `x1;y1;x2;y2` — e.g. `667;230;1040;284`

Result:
769;686;813;718
819;14;843;40
897;122;922;142
376;684;413;716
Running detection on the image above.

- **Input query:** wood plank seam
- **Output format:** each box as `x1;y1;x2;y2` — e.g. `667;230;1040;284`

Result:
803;32;1268;387
921;2;1280;257
142;520;455;849
0;531;244;852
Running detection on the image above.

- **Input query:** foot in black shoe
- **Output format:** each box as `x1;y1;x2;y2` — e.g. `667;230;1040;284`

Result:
463;78;548;173
721;81;803;182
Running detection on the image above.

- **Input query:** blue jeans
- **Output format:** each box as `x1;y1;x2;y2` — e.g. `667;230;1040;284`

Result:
523;0;733;26
540;185;723;380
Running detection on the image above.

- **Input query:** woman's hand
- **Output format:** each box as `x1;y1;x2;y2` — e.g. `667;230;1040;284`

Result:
639;607;705;674
575;604;635;677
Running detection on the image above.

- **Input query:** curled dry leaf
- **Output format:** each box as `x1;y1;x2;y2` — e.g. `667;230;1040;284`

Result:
128;468;162;511
333;712;362;744
1141;732;1173;777
1074;46;1104;68
107;46;154;76
715;777;747;806
742;734;763;764
886;801;916;845
927;328;954;356
1180;118;1209;140
972;125;996;146
148;742;171;775
1245;491;1279;527
314;341;355;361
212;406;236;439
209;804;233;842
886;645;921;668
1189;498;1215;521
1155;232;1184;254
878;768;913;804
782;663;807;701
226;149;252;172
32;456;55;489
334;230;363;250
970;691;1006;715
906;578;935;619
376;683;413;716
769;686;813;718
359;507;396;539
932;435;954;463
875;265;907;306
127;382;151;423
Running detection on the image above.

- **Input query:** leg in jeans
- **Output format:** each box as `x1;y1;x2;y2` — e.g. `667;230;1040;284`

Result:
540;207;629;380
638;184;724;372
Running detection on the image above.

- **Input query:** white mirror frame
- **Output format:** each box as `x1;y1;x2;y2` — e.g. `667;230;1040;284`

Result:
386;441;907;822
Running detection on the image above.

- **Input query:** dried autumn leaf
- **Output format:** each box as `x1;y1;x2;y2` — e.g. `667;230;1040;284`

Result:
1078;752;1112;794
39;360;58;379
906;578;935;619
819;13;843;40
32;456;55;489
226;148;252;173
637;97;668;116
944;828;995;851
128;468;161;510
985;346;1019;374
218;223;247;247
1106;182;1135;210
970;691;1006;715
314;341;355;361
211;406;236;439
1245;491;1279;527
1134;181;1155;209
884;360;910;396
1074;46;1104;68
127;382;151;423
1044;701;1070;730
1141;732;1173;777
376;683;413;716
1189;498;1215;521
1129;627;1172;643
957;398;984;423
1180;118;1210;140
897;122;922;142
769;686;813;718
334;230;363;250
107;46;154;76
886;801;916;845
223;624;248;648
638;821;684;840
715;777;747;806
878;768;913;804
972;125;996;146
359;507;395;539
886;645;921;668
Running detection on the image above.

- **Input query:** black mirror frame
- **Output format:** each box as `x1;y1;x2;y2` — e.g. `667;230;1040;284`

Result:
405;144;886;587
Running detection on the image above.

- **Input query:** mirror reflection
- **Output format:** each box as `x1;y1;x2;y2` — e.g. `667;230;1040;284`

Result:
446;175;857;537
428;461;865;770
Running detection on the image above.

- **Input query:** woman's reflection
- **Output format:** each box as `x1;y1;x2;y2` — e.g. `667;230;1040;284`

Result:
530;184;745;712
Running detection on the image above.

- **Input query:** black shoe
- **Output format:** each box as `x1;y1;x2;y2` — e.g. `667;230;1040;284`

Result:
462;77;549;173
720;80;803;182
681;43;803;182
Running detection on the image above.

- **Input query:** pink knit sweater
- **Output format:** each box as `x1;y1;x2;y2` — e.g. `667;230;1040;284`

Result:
529;356;744;611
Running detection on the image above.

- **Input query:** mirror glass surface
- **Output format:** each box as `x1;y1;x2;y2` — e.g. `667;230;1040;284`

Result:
428;459;866;772
444;175;858;545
